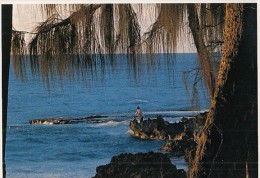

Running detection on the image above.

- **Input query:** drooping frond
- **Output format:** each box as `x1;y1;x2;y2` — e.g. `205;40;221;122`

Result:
11;30;27;80
116;4;141;54
100;4;115;55
12;4;143;87
27;4;103;88
11;3;226;92
143;4;187;54
115;4;142;79
29;5;101;56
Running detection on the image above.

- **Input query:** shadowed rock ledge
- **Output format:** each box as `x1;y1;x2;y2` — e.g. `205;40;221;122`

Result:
93;152;186;178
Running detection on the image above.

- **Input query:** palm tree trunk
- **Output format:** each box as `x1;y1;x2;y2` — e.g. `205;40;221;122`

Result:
187;4;215;100
189;3;257;178
2;4;12;178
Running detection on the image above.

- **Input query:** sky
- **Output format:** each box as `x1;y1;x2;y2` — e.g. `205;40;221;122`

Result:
12;4;196;53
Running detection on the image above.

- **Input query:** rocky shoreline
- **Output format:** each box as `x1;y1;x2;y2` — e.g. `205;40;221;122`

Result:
29;111;207;177
129;112;206;156
94;112;207;177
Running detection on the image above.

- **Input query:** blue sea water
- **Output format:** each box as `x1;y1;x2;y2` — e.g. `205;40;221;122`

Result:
6;53;210;178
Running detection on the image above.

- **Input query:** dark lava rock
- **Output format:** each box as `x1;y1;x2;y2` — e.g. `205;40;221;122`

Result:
160;112;207;156
129;112;207;157
161;135;197;156
93;152;186;178
129;113;207;141
129;115;184;140
29;115;108;125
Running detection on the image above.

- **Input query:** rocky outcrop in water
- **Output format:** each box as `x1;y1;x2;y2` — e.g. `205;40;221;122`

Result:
93;152;186;178
160;112;206;158
129;116;168;139
29;115;108;125
129;112;207;156
129;116;186;140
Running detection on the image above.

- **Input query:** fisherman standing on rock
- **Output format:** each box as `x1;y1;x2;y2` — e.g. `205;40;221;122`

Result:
135;106;144;123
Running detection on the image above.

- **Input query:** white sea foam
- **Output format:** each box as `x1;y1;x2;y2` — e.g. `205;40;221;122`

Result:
127;129;134;135
128;99;149;104
94;121;119;127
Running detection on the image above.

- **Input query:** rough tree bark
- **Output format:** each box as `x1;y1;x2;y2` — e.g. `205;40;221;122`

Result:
2;4;13;178
189;3;257;178
187;4;215;100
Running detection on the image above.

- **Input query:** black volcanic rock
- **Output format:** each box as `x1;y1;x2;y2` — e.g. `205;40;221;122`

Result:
129;116;183;140
161;135;197;156
130;113;206;140
160;112;207;158
29;115;109;125
129;113;207;157
93;152;186;178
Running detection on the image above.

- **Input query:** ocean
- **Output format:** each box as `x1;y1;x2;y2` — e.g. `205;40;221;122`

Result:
6;53;210;178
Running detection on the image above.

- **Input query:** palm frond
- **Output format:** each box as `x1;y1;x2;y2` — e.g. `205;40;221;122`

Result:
143;4;187;54
100;4;115;54
27;5;103;88
11;30;27;80
11;3;226;90
116;4;141;54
